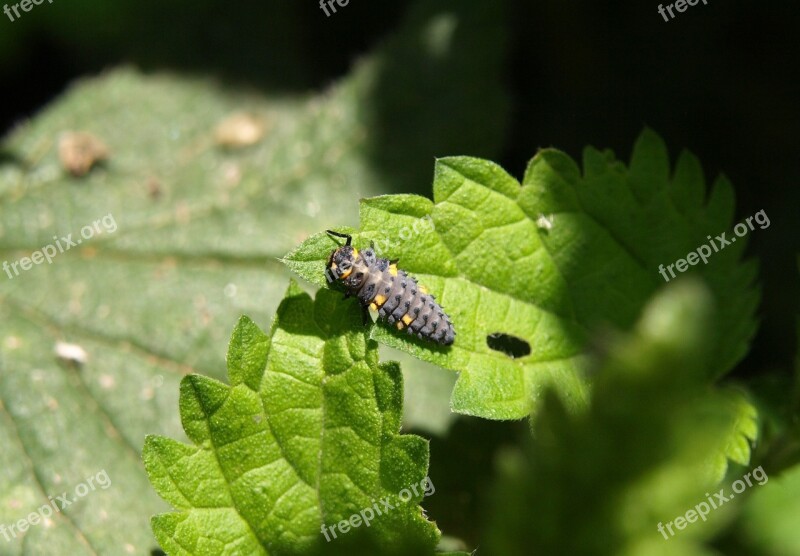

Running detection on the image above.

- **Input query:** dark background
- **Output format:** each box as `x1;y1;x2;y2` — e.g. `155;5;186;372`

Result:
1;0;797;547
2;0;796;375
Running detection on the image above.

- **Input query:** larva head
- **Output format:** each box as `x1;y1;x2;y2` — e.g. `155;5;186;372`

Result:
324;230;359;283
326;245;359;282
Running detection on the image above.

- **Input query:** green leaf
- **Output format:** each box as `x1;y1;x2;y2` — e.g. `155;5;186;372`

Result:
0;65;352;553
481;280;753;556
284;130;760;419
144;282;440;555
717;388;758;469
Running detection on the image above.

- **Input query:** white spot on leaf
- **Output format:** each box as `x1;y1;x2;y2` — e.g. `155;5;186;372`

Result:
54;342;88;365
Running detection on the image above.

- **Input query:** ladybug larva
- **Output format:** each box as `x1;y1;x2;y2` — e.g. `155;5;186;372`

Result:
325;230;456;346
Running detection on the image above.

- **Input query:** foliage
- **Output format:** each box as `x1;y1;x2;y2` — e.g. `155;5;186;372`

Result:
285;130;759;419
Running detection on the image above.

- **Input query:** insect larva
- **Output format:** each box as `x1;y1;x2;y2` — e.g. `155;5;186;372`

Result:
325;230;455;345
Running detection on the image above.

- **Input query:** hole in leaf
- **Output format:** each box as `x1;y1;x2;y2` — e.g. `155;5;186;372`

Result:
486;333;531;359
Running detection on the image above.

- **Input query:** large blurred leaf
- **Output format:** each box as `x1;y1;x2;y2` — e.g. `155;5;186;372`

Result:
284;130;760;419
482;280;752;556
0;1;509;550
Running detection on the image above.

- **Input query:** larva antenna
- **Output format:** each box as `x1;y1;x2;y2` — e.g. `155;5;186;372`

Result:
326;230;352;246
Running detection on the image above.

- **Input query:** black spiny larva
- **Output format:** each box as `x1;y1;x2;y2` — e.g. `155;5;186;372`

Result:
325;230;455;346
